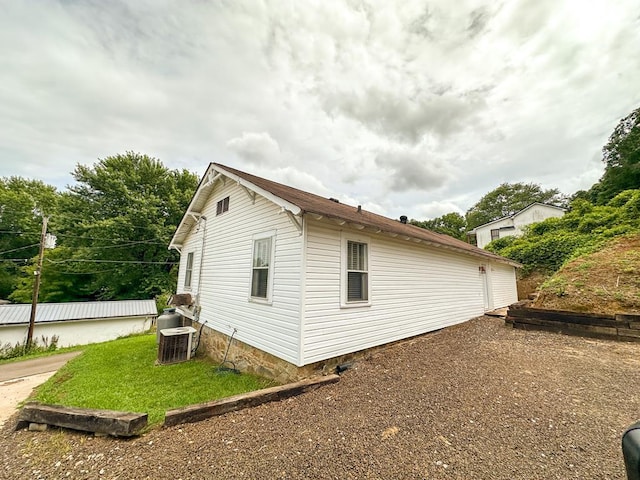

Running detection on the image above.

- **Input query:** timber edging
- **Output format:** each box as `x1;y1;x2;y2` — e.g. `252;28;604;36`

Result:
16;402;147;437
164;374;340;427
506;302;640;342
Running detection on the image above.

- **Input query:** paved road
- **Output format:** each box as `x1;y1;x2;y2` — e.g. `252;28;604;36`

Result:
0;351;82;382
0;351;82;428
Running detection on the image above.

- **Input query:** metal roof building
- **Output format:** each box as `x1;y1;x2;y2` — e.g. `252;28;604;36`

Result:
0;300;158;326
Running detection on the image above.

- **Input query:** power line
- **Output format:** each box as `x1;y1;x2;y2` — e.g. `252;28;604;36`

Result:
45;258;178;265
0;243;39;255
0;230;170;244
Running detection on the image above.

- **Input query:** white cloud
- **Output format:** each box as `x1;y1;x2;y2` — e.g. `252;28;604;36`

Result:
227;132;281;166
0;0;639;219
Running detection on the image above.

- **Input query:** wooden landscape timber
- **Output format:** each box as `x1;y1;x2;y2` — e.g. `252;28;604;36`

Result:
506;301;640;341
164;374;340;427
16;402;148;437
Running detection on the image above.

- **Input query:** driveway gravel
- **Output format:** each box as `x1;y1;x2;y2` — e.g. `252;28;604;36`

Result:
1;316;639;479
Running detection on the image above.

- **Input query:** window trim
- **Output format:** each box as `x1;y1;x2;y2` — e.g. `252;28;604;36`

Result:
249;230;276;304
340;233;371;308
184;251;194;289
490;228;500;242
216;196;230;216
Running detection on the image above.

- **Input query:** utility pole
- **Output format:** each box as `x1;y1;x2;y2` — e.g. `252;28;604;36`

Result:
27;216;48;350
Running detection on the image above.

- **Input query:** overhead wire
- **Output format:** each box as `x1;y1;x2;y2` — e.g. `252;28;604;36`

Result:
45;258;178;265
0;243;39;255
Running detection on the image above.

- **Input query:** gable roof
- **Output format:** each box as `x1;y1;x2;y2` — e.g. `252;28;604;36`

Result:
170;163;519;267
468;202;567;233
0;300;158;326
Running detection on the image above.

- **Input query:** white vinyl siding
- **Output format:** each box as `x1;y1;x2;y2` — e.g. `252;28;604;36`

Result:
489;262;518;308
302;220;490;364
176;182;302;365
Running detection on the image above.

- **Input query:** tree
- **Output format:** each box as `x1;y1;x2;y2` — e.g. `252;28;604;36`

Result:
589;106;640;204
0;178;59;299
465;182;568;230
11;153;199;302
411;212;467;240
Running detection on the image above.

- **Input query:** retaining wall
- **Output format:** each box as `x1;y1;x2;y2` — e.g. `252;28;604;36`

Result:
506;301;640;342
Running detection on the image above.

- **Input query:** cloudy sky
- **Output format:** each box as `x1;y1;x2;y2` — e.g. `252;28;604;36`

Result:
1;0;639;220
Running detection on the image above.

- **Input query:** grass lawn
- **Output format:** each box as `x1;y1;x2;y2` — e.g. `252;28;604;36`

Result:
32;333;274;426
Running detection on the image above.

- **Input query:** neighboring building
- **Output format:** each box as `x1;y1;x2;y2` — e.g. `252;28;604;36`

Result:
169;164;520;382
469;203;566;249
0;300;157;348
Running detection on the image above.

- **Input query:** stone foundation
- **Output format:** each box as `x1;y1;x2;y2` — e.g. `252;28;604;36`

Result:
193;323;370;384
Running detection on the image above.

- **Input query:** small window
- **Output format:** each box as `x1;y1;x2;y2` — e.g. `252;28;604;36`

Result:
251;237;272;299
216;196;230;216
184;252;194;288
490;229;500;242
347;241;368;302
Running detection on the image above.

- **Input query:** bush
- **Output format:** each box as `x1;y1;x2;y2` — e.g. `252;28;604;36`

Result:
489;191;640;275
0;334;59;360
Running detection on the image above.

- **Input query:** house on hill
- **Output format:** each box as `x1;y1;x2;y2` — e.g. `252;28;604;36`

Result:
469;203;566;249
169;164;519;381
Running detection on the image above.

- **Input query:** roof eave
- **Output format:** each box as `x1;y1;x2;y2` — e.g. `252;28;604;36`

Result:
213;164;302;215
305;212;520;268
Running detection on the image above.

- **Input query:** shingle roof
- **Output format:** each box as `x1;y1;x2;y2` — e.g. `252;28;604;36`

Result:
0;300;158;326
170;163;519;267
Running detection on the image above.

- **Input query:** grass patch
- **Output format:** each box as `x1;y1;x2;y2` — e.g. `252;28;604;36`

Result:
32;334;274;426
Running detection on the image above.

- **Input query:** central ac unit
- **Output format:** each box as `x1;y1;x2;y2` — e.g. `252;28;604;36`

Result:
158;326;196;365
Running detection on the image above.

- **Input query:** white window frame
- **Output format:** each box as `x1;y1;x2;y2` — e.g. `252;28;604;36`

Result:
249;230;276;304
490;228;500;242
340;233;371;308
184;252;194;289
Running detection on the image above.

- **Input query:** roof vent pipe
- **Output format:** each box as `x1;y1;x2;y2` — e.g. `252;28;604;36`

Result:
400;215;408;224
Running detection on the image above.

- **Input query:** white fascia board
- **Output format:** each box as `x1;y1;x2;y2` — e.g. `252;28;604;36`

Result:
169;164;218;250
214;165;302;215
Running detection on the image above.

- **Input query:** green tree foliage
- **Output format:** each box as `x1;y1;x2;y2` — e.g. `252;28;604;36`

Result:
9;153;198;302
486;190;640;274
411;212;467;240
0;178;59;299
465;182;568;230
588;107;640;204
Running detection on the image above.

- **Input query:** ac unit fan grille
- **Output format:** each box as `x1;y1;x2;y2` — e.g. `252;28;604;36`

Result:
158;331;191;364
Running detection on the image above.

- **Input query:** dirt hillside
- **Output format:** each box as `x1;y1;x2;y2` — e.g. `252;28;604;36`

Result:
533;234;640;314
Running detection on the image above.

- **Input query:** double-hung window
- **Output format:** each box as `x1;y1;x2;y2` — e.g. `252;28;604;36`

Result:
342;235;370;306
490;228;500;242
250;232;275;302
184;252;194;289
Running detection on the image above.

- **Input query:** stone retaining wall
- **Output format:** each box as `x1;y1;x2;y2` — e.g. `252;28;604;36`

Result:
196;324;366;383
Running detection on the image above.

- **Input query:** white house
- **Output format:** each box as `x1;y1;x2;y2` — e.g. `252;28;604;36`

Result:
0;300;157;348
169;164;520;381
469;203;566;249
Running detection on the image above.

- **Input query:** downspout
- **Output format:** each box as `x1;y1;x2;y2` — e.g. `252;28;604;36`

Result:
194;215;207;323
190;215;208;356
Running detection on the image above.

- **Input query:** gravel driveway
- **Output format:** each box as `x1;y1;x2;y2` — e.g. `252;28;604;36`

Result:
1;316;639;479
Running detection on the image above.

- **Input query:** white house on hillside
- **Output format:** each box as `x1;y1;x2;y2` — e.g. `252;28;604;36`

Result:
469;203;566;249
169;164;520;381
